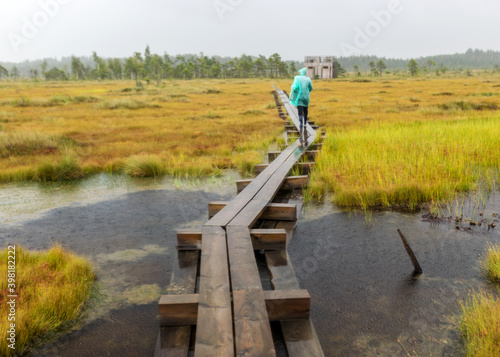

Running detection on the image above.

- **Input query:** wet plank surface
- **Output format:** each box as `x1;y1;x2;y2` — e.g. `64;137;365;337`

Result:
226;225;276;356
194;226;234;356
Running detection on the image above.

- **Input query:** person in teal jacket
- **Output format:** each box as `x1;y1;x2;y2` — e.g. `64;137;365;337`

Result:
289;67;313;129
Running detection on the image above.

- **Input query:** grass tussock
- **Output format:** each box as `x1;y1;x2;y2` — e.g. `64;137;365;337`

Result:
242;110;265;116
122;154;166;177
36;154;85;181
460;290;500;357
483;245;500;282
0;244;95;356
0;132;59;158
96;99;160;110
9;95;99;107
438;101;498;111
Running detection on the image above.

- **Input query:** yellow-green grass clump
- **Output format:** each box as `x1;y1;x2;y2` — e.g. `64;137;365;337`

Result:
307;117;500;208
123;154;166;177
0;245;95;356
483;245;500;282
0;79;283;182
460;246;500;355
460;289;500;356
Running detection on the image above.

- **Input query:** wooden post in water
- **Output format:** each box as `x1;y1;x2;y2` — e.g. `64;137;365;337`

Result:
397;229;423;274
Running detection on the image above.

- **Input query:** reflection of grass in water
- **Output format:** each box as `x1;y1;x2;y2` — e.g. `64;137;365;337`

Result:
122;284;161;305
0;244;95;356
97;245;168;263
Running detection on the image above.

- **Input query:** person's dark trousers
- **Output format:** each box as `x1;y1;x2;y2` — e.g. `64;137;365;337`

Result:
297;106;308;127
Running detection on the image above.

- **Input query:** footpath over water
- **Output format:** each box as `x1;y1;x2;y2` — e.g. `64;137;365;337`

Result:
154;86;325;356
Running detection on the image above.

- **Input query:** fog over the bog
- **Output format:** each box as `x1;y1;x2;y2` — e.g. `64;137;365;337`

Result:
0;0;499;62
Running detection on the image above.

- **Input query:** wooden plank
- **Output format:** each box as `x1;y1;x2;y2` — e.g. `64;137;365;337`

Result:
265;251;300;289
285;124;319;130
206;141;300;227
269;151;318;163
154;250;199;357
236;175;309;193
282;143;321;151
159;294;199;326
250;229;286;250
226;226;275;357
255;162;315;175
264;289;310;321
194;226;234;357
158;289;309;326
226;226;266;290
177;229;287;251
176;230;201;249
209;202;297;221
233;145;314;228
267;151;282;161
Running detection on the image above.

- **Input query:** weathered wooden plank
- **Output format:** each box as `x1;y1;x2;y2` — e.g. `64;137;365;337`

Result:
265;251;299;289
194;226;234;357
226;225;275;357
209;202;297;221
159;294;199;326
232;146;313;228
206;141;300;227
226;226;265;290
176;230;201;249
154;250;199;357
281;143;321;151
239;176;307;194
269;151;318;163
264;289;310;321
161;289;309;325
177;229;287;251
285;124;319;130
233;288;276;357
250;229;285;250
255;162;315;175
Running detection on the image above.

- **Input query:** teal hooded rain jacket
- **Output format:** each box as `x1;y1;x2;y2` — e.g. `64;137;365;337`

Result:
289;68;313;107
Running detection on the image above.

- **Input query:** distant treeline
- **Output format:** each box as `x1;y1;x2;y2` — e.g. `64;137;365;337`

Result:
0;47;304;83
0;48;499;83
339;49;500;72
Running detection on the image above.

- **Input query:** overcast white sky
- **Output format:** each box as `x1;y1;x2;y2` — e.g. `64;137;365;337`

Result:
1;0;499;62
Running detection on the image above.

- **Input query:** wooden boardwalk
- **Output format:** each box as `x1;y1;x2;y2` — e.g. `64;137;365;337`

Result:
154;86;324;357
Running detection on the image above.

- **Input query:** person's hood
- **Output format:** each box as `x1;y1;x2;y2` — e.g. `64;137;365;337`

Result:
298;68;307;76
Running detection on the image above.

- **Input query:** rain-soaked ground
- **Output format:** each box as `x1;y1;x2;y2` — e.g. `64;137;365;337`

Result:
1;173;499;357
